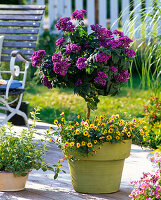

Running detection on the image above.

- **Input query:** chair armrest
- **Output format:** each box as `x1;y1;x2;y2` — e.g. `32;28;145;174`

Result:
10;50;31;62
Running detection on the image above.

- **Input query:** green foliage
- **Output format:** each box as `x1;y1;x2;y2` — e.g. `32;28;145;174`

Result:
0;108;65;178
0;0;24;4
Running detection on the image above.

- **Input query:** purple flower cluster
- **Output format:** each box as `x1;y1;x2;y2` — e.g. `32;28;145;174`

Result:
66;43;81;54
96;53;111;62
115;70;130;82
125;49;136;57
56;37;65;49
41;76;52;89
72;9;87;20
112;29;124;37
118;36;133;48
91;24;113;41
76;57;87;70
76;79;82;86
94;72;108;86
31;50;46;67
52;52;71;76
84;41;90;48
43;63;51;68
55;17;75;32
110;66;117;73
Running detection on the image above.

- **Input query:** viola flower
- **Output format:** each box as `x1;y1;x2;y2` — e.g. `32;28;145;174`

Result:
125;49;136;57
76;57;87;70
70;142;75;147
82;141;86;146
31;50;46;67
87;142;93;147
66;43;81;54
107;135;112;140
96;53;111;62
72;9;87;20
83;131;88;136
55;17;75;32
56;37;65;49
94;72;108;86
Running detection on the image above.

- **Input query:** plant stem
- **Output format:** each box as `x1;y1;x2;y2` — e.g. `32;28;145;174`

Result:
86;104;90;120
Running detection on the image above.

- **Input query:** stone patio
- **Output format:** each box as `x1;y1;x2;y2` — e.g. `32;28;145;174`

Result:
0;119;154;200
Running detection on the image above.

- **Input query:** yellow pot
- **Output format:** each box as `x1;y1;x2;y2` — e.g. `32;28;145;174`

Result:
68;139;132;194
0;172;29;191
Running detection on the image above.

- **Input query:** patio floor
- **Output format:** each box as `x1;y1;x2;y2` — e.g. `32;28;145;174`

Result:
0;119;153;200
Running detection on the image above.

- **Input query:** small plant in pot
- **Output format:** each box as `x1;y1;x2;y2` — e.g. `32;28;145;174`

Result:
0;109;64;191
31;9;137;194
49;113;147;194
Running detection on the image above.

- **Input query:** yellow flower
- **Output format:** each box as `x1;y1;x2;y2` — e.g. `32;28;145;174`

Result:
107;135;112;140
108;128;114;133
119;122;123;126
127;132;131;137
81;121;84;126
104;129;107;133
82;141;86;146
90;124;94;128
98;121;102;126
110;124;114;128
70;142;75;147
70;126;74;130
100;115;104;120
101;123;106;127
94;140;97;144
61;118;65;122
115;114;119;118
87;142;93;147
77;115;81;119
86;119;89;123
83;131;88;136
76;122;79;126
59;158;65;162
65;142;69;146
54;120;58;125
77;143;81;148
68;155;73;159
49;138;53;142
84;122;88;126
116;131;120;135
99;136;104;140
116;136;120;140
85;126;89;130
76;129;80;135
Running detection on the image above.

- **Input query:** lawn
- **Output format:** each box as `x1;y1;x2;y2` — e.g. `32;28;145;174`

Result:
24;84;153;124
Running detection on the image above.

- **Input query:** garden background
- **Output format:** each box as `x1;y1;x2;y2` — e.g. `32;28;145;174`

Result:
0;0;160;150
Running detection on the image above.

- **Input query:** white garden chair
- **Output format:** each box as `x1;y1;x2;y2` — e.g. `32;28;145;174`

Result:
0;5;45;127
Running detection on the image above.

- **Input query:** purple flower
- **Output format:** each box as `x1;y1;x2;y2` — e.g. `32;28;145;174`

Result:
84;41;90;48
66;43;81;54
76;57;87;70
56;37;65;49
91;24;113;41
94;72;108;86
41;76;52;89
31;50;46;67
76;79;82;86
72;10;87;20
118;36;133;48
55;17;75;32
115;70;130;82
125;49;136;57
112;29;124;37
43;63;51;68
52;52;71;76
96;53;111;62
99;41;107;48
110;66;117;73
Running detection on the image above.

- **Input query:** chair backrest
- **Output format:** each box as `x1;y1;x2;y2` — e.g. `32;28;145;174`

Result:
0;4;45;62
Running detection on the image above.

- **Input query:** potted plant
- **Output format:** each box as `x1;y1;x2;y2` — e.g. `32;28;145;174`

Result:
49;113;146;193
31;9;137;193
0;108;64;191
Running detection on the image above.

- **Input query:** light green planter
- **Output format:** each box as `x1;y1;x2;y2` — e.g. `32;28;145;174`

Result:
68;139;132;194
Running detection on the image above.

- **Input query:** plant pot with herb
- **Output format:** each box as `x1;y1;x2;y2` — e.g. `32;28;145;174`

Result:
31;9;137;193
0;109;64;191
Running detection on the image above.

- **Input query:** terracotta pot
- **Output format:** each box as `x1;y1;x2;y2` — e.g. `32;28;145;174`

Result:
68;139;132;194
0;172;29;191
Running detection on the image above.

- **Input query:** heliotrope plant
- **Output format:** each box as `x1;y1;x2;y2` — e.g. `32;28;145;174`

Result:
31;9;136;115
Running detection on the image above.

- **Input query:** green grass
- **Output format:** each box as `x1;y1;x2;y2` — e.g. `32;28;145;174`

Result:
24;83;156;124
